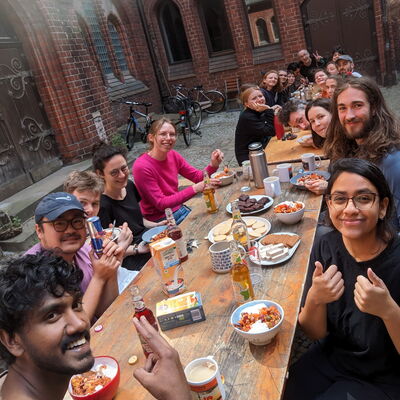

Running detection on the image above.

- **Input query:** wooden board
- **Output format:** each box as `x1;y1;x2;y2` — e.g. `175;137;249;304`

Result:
87;166;325;400
266;130;325;164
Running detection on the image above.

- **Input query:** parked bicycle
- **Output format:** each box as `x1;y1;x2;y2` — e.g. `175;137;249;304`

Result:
188;85;226;114
122;100;152;150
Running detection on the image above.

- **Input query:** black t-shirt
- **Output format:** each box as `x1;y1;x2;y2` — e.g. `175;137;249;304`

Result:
307;230;400;385
234;108;275;166
99;180;145;244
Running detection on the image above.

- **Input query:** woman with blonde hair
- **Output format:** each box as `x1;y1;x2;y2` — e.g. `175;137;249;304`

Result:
235;86;275;165
133;118;223;224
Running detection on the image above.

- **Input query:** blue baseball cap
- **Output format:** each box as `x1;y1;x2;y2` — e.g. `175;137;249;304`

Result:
35;192;84;223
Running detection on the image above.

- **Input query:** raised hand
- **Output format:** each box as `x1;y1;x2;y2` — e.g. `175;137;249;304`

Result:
354;268;396;319
116;222;133;252
309;261;344;305
210;149;224;167
313;50;322;61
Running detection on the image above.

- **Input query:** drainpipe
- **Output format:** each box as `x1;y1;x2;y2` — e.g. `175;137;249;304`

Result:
380;0;397;86
136;0;167;106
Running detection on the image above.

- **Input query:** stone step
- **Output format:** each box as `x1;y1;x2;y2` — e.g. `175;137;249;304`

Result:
0;216;37;252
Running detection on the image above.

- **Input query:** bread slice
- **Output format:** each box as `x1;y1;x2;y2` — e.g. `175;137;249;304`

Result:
261;233;300;248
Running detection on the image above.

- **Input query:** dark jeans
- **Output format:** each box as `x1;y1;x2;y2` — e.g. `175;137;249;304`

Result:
155;205;191;225
283;343;399;400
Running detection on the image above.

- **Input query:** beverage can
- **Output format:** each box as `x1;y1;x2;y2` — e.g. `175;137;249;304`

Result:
87;218;103;256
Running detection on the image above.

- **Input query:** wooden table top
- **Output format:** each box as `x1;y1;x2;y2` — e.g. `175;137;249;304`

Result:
88;166;325;400
266;130;325;165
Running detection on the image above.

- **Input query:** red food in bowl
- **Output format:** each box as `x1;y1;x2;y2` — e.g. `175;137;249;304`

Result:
69;356;120;400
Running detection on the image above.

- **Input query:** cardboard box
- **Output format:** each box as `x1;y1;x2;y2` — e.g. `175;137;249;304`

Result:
150;237;185;297
156;291;206;331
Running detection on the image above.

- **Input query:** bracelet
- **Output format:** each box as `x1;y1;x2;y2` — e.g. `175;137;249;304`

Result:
131;244;138;255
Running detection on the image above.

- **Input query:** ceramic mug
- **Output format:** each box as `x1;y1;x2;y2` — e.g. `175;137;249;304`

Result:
273;163;293;182
301;153;321;171
209;241;232;273
184;356;226;400
263;176;281;198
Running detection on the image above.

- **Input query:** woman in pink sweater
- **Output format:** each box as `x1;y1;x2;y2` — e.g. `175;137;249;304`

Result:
133;118;223;223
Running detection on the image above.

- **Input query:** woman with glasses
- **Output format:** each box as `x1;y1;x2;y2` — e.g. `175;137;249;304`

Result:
284;158;400;400
132;118;223;223
93;143;163;270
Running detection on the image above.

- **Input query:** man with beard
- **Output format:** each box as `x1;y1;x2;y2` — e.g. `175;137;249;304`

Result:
324;76;400;227
0;252;191;400
25;192;123;320
298;49;327;83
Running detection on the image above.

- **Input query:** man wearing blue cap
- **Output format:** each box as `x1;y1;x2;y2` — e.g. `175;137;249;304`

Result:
335;55;362;78
25;192;123;320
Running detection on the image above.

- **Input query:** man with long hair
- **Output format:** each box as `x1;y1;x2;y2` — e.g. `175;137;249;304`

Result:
324;76;400;226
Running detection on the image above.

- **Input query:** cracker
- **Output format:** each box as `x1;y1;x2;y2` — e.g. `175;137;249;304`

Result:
253;226;267;235
252;221;265;230
214;223;231;235
261;234;300;248
214;234;227;242
244;218;256;227
248;228;261;238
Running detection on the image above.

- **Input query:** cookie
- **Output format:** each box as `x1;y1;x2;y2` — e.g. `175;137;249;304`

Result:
252;221;265;229
244;218;257;227
214;234;227;242
261;234;300;248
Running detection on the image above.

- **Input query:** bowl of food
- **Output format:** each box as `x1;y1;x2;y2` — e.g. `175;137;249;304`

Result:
69;356;120;400
211;169;234;186
230;300;284;345
274;201;305;225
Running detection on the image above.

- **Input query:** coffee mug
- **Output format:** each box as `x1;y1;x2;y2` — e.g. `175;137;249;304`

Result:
301;153;321;171
209;241;232;273
263;176;281;198
273;163;293;182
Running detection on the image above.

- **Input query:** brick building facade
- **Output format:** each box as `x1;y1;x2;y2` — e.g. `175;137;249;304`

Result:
0;0;397;199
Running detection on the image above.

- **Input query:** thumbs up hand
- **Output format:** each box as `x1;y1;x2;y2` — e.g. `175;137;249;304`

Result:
309;261;345;305
354;268;395;318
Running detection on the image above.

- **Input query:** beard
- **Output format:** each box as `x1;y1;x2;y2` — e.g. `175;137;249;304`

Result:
343;116;374;141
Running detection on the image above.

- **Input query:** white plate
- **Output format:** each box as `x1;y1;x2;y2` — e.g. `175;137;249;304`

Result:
208;216;271;244
256;232;301;266
225;195;274;215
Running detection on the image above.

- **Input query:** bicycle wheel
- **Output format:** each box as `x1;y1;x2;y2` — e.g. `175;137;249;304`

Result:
188;101;202;131
125;119;137;150
182;117;191;147
162;96;185;114
203;90;226;114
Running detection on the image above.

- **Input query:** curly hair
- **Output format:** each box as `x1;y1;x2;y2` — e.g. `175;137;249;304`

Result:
92;142;127;173
324;77;400;164
278;99;307;126
325;158;395;243
0;251;83;365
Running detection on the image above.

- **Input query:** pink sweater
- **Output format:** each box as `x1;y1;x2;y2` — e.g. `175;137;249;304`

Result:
133;150;217;221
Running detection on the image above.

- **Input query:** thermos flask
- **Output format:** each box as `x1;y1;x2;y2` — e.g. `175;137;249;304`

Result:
248;142;269;188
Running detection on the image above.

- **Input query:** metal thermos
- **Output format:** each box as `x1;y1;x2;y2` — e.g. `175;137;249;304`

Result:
248;142;269;188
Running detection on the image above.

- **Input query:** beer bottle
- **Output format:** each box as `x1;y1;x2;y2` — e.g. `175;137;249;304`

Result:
165;208;188;262
230;241;255;304
202;171;218;214
131;285;159;358
231;201;250;250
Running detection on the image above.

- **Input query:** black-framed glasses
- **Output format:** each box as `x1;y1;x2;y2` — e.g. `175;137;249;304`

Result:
325;193;378;210
109;164;129;178
40;217;86;232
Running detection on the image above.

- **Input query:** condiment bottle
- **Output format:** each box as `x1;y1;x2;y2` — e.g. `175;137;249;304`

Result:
202;171;218;214
231;201;250;250
131;285;159;358
248;142;269;189
165;208;188;262
230;241;255;304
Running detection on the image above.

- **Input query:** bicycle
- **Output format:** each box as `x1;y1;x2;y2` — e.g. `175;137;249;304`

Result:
122;100;152;150
188;85;226;114
174;96;202;147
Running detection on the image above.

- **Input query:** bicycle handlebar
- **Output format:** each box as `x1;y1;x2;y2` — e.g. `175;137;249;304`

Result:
123;100;152;107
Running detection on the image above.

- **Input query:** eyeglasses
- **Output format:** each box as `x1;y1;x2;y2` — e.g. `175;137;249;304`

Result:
41;217;86;232
158;132;177;139
325;193;378;210
109;165;128;178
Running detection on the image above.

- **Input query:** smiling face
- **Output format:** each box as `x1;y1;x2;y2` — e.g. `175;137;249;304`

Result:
71;190;100;219
337;87;372;142
337;59;353;74
326;63;339;75
325;78;338;98
278;70;288;84
314;71;328;87
14;291;93;375
298;50;311;66
327;172;388;242
288;108;310;130
307;106;332;138
36;210;86;261
244;89;266;110
149;122;177;155
100;154;129;191
263;72;278;90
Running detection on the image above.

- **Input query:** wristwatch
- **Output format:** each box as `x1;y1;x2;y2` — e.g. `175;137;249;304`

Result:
132;243;138;255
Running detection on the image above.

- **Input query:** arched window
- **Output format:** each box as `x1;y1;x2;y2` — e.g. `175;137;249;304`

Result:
198;0;234;54
244;0;280;48
82;0;113;74
107;18;128;72
158;1;192;64
256;18;269;44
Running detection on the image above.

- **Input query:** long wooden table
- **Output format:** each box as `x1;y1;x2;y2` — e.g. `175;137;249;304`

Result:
88;167;324;400
266;130;325;164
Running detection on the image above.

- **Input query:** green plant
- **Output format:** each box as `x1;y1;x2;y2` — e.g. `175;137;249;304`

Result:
110;132;126;149
11;216;21;228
